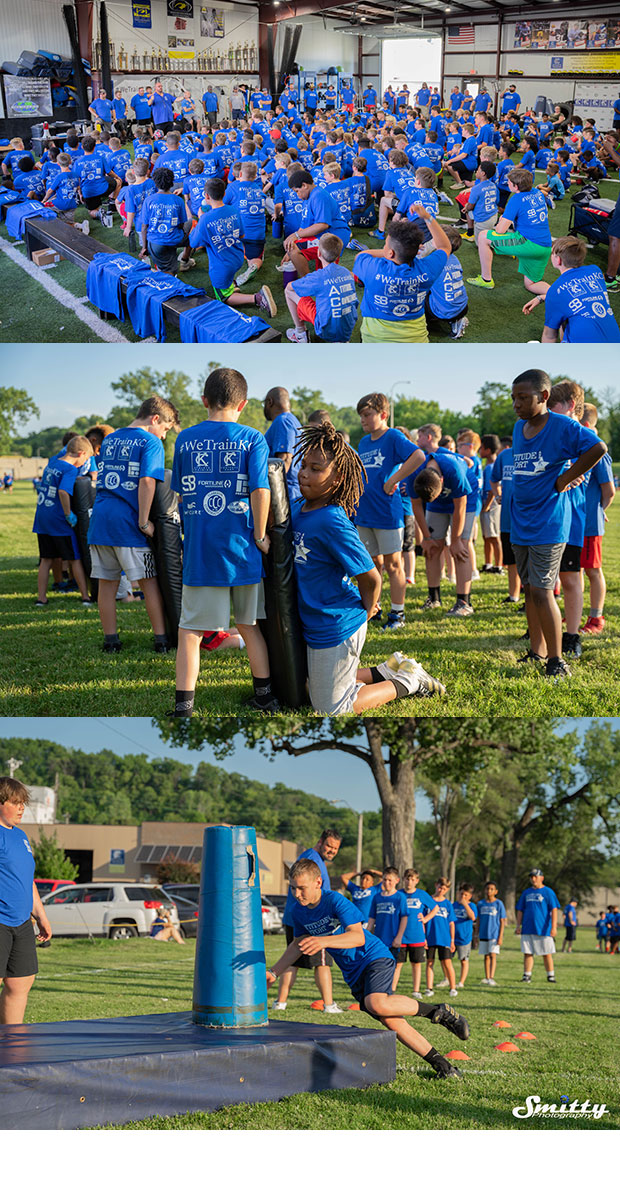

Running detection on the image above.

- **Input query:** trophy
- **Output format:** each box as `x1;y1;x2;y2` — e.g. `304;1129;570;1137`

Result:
109;43;116;70
242;40;249;70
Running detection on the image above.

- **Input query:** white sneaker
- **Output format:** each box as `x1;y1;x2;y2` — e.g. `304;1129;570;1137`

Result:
449;988;459;998
286;327;309;342
275;261;289;272
487;978;498;986
178;257;196;272
412;991;423;1000
235;262;259;286
457;981;465;988
323;1003;343;1014
376;650;446;698
435;978;450;989
271;1000;287;1010
424;988;434;997
480;977;490;985
471;569;480;581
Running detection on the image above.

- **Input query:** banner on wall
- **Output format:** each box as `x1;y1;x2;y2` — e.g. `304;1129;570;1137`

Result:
573;82;620;121
551;51;620;74
168;0;194;15
200;7;225;38
132;1;152;28
513;18;620;51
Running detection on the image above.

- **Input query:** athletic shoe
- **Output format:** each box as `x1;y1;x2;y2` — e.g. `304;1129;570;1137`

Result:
502;595;519;604
431;1058;463;1081
347;237;368;253
516;649;545;664
435;978;450;989
450;316;469;339
487;978;498;987
545;657;571;682
178;257;196;272
369;606;383;624
323;1002;343;1014
449;988;459;998
245;694;281;712
471;569;480;581
376;651;446;698
421;596;441;611
102;640;122;653
467;275;495;289
438;191;453;205
604;276;620;292
369;228;384;240
412;991;423;1000
562;633;582;660
153;639;170;654
81;599;94;606
447;599;473;617
449;182;464;189
35;599;48;607
271;1000;287;1010
457;981;465;988
274;261;289;272
256;284;277;318
461;231;475;242
235;262;259;285
406;576;415;585
489;566;504;574
59;580;79;593
521;974;532;982
424;988;434;997
75;219;90;235
547;975;556;983
581;616;604;634
286;327;309;343
431;1003;470;1041
480;977;490;985
381;610;405;632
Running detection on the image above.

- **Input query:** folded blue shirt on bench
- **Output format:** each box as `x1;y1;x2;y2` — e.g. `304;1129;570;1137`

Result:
125;271;206;341
86;251;152;319
5;200;56;239
179;301;270;343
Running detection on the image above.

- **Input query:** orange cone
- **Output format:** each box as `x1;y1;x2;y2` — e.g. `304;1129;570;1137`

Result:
445;1049;470;1060
348;1002;361;1011
492;1020;511;1028
515;1031;537;1040
494;1041;520;1052
310;1000;324;1010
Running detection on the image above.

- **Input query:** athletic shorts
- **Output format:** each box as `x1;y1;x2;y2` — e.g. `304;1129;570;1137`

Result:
425;296;469;332
299;239;320;263
512;542;565;590
284;922;334;970
608;191;620;239
454;165;473;181
520;934;556;956
355;525;404;557
478;939;501;955
426;510;476;542
456;942;471;961
474;215;497;241
307;622;367;716
480;505;500;540
486;228;552;284
426;944;453;962
564;926;577;941
90;544;157;583
148;236;187;274
559;543;583;574
297;295;317;326
213;280;237;301
501;531;516;567
361;314;429;344
403;512;415;553
82;182;113;211
179;582;264;631
243;239;265;261
0;919;38;978
580;535;603;570
350;957;396;1013
395;943;426;964
37;533;76;561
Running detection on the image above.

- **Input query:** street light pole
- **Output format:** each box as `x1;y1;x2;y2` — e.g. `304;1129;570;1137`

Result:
356;811;363;875
389;379;411;429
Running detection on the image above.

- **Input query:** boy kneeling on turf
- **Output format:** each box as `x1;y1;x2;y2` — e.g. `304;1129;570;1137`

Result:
267;858;470;1080
284;232;358;343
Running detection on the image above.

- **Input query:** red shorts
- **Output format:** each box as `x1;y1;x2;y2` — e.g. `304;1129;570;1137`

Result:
201;630;231;651
580;535;603;569
299;240;320;263
297;296;316;325
343;103;354;115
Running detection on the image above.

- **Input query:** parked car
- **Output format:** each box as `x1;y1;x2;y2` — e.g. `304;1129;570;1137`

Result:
41;882;180;939
261;896;283;934
160;883;199;906
161;890;199;939
35;878;76;899
161;884;282;935
263;893;287;917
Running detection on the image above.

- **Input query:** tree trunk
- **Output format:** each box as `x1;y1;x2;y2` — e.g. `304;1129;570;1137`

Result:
449;839;461;901
499;840;519;922
364;719;416;877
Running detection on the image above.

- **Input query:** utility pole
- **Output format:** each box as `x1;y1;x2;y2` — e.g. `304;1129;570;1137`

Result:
7;757;23;778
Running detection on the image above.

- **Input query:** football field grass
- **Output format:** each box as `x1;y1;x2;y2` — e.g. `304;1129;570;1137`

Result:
22;934;620;1130
1;479;618;717
0;166;618;344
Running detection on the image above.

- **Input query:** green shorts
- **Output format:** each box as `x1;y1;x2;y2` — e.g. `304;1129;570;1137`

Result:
212;281;236;301
486;229;551;283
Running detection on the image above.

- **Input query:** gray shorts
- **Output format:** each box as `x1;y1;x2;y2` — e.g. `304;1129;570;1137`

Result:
90;544;157;582
456;942;471;960
356;526;404;557
307;622;367;715
426;510;476;542
480;503;501;539
512;542;565;590
474;214;497;241
478;939;501;956
179;582;265;630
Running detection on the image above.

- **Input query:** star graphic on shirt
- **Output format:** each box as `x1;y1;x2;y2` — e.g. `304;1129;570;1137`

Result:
294;536;310;563
531;453;550;475
372;450;385;468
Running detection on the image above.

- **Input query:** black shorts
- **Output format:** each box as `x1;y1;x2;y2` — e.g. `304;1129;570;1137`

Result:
501;531;516;566
564;926;577;941
350;957;395;1013
427;944;453;962
403;512;415;552
148;235;188;274
37;532;76;561
285;923;333;969
559;543;583;574
0;919;38;978
396;944;426;964
425;293;469;332
457;165;473;181
82;182;114;212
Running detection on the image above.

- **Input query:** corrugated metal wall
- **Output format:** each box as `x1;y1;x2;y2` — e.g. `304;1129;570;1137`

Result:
0;0;73;64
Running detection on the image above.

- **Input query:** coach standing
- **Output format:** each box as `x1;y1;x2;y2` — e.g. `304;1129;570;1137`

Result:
0;777;52;1025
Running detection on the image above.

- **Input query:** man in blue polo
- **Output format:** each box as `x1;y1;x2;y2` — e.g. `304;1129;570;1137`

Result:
149;82;175;132
89;88;114;130
201;85;219;128
131;86;151;129
500;84;521;115
515;868;561;984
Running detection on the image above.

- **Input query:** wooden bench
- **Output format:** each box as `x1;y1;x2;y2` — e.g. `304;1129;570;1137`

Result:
21;216;282;342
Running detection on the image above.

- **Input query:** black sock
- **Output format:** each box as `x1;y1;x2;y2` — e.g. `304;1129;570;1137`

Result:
104;633;121;645
154;633;169;646
416;1001;437;1019
370;666;383;684
423;1047;444;1066
429;586;441;602
456;593;469;604
174;690;195;715
252;676;273;703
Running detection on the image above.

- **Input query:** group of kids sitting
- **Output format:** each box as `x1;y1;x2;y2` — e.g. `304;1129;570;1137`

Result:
31;365;613;715
3;89;619;343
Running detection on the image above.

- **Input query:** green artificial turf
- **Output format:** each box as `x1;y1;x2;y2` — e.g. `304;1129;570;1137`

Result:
22;934;620;1130
0;155;618;343
1;479;618;717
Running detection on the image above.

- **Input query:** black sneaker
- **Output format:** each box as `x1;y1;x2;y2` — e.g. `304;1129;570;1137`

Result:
516;650;545;664
421;596;441;611
35;599;48;607
431;1057;463;1081
521;974;532;982
369;606;383;625
547;975;556;983
430;1003;470;1041
245;694;281;713
545;657;571;682
154;639;170;654
501;596;519;604
102;640;122;653
562;633;582;660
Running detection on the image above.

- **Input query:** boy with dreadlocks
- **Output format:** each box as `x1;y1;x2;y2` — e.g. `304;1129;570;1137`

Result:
292;422;446;715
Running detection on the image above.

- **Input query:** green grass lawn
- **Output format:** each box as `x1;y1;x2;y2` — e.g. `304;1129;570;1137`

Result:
1;480;618;717
22;934;620;1130
0;162;618;343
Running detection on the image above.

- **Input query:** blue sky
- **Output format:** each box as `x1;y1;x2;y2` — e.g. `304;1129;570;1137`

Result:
5;343;619;434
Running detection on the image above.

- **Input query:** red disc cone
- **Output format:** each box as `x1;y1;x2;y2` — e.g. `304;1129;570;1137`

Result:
445;1049;470;1060
515;1031;537;1040
492;1020;512;1028
310;1000;324;1010
494;1041;520;1052
348;1002;361;1011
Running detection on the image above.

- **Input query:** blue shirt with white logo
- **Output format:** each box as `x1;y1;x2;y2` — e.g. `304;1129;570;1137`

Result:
291;501;374;649
544;266;620;344
291;262;358;344
503;188;552;247
0;825;35;925
88;428;165;549
290;891;393;987
400;888;436;943
516;885;560;936
510;411;601;546
355;428;418;531
190;205;245;288
283;847;332;924
477;898;506;942
425;900;455;948
347;881;382;922
453;900;478;945
369;889;408;948
354;250;447;323
32;455;78;537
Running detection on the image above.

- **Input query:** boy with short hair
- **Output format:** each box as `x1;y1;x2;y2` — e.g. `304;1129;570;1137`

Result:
424;226;469;341
394;869;437;998
224;160;267;286
452;884;477;989
562;898;578;953
152;129;190;191
515;868;561;983
189;177;276;316
182;158;207;221
523;237;620;344
461;160;498;245
469;167;552;296
284;232;358;344
140;165;195;275
596;911;608;953
479;434;502;573
341;868;383;926
424;878;457;998
547;379;589;662
42;152;85;228
267;857;470;1080
476;881;506;986
367;868;409;957
354;207;451;343
32;436;94;608
124;157;156;243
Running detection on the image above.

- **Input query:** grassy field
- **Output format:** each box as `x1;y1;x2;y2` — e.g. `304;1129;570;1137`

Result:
0;162;618;344
1;479;618;717
21;933;620;1130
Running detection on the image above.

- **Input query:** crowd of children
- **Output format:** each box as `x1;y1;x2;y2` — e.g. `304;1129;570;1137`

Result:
2;82;620;342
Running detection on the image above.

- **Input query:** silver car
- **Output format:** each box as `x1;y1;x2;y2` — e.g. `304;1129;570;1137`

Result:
42;882;180;939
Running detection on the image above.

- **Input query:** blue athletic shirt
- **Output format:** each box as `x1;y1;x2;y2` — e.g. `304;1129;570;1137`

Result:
596;918;608;938
463;453;483;514
125;178;157;229
369;890;408;948
382;166;415;198
182;175;207;218
544;266;620;343
496;158;515;190
291;263;358;344
469;178;498;221
510;411;601;546
347;881;382;922
456;136;478;171
171;420;269;587
354;250;448;323
283;847;332;924
477;898;506;942
564;903;578;928
91;97;113;121
400;888;436;943
75;154;109;198
85;252;151;320
503;189;552;247
179;302;269;344
428;254;468;320
302;185;350;245
406;449;471;515
105;149;131;182
291;501;374;649
32;455;78;537
142;191;187;245
425;900;455;947
189;206;245;288
290;891;393;988
584;453;614;537
47;172;80;210
265;411;303;503
0;824;35;926
125;274;204;342
88;427;165;549
13;169;46;198
516;885;560;936
490;447;513;535
223;179;266;241
355;428;417;530
151;92;175;125
453;900;478;945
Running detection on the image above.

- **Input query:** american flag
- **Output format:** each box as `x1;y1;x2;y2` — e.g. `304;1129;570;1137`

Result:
448;24;475;45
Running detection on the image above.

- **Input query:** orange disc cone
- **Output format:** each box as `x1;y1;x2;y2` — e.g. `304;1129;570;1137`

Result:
445;1049;470;1060
310;1000;324;1010
492;1020;512;1028
348;1002;361;1011
515;1031;537;1040
494;1041;520;1052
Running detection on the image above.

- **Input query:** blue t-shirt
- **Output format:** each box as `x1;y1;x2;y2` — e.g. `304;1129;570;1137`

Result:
85;252;151;321
346;881;382;923
202;91;218;112
47;171;80;210
265;411;303;503
400;888;436;944
0;824;35;926
290;891;393;988
75;154;109;198
428;254;468;320
32;455;78;537
125;274;204;342
490;446;513;534
469;178;498;221
425;900;455;947
450;91;464;111
105;149;131;182
190;205;245;289
477;898;506;942
179;301;269;344
584;453;614;537
510;411;601;546
596;918;608;938
291;263;358;344
355;428;417;530
125;178;157;230
496;158;515;190
407;449;471;515
171;420;269;587
151;91;175;125
520;149;536;173
13;169;46;198
141;191;187;245
224;179;266;242
183;174;208;218
501;91;521;115
302;185;350;246
503;189;552;247
564;903;578;928
463;453;483;514
453;900;478;945
544;266;620;343
131;93;151;119
91;97;114;121
88;427;165;549
369;889;408;948
516;885;560;936
283;847;332;924
474;93;492;112
291;501;374;649
153;149;190;185
355;250;448;323
416;88;430;106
